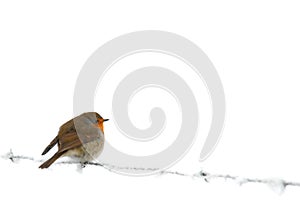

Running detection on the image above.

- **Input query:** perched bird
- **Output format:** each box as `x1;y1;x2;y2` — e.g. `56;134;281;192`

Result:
39;112;109;169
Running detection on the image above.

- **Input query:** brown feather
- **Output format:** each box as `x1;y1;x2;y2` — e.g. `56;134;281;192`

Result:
41;136;59;155
39;151;65;169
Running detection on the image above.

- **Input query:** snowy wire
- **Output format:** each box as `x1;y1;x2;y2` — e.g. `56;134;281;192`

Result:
2;149;300;194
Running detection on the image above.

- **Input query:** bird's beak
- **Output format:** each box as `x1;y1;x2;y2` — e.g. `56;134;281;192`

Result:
103;119;109;122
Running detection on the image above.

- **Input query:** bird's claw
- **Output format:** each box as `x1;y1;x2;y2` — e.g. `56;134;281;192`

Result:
80;161;88;168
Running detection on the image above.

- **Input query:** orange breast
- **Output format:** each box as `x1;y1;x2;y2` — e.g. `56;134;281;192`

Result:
98;121;104;133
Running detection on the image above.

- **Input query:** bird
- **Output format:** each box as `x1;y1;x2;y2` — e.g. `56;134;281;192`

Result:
39;112;109;169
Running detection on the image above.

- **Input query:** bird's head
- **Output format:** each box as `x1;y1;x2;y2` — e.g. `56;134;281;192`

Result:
95;114;109;133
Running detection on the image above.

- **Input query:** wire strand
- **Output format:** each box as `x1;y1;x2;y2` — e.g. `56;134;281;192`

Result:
2;149;300;194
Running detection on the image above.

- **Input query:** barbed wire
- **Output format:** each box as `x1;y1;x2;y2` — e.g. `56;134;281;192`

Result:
2;149;300;194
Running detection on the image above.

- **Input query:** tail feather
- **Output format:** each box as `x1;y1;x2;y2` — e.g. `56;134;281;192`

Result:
39;151;64;169
41;136;59;155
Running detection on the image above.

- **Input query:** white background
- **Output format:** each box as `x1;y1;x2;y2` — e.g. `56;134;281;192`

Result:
1;0;300;203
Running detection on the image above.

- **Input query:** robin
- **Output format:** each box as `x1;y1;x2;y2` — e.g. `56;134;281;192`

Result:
39;112;109;169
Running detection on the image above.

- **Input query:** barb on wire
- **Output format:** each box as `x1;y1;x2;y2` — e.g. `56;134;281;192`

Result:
2;150;300;194
2;149;37;162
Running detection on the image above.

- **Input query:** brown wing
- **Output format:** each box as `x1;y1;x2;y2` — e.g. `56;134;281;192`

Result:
56;112;102;153
41;118;76;155
58;119;76;136
57;126;103;153
57;132;83;152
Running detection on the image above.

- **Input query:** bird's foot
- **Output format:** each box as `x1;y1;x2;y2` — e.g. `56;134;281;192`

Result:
80;161;88;168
